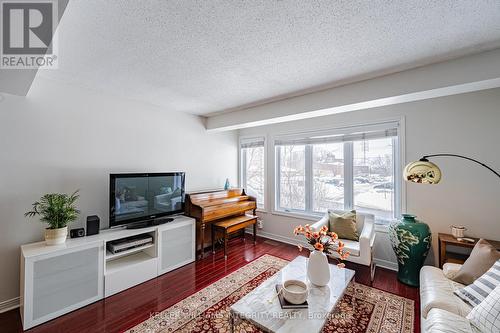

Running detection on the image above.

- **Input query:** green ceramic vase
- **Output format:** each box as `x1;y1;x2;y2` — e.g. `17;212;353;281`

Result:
389;214;431;287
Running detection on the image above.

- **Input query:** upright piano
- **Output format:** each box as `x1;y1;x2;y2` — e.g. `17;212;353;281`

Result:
185;188;257;259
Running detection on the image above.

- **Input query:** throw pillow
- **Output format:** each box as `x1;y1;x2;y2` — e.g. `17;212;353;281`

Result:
467;284;500;332
328;210;359;241
453;239;500;285
454;259;500;307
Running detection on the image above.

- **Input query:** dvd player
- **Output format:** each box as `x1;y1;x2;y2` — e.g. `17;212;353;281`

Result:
107;234;153;254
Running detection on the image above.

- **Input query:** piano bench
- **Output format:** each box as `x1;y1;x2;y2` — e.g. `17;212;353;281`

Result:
211;214;258;259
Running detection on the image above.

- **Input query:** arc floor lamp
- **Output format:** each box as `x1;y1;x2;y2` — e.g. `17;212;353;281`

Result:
404;154;500;184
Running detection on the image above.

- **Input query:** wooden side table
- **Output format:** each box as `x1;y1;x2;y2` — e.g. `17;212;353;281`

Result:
438;233;500;268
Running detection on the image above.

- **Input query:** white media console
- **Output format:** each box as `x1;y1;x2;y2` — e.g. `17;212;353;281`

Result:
19;215;195;330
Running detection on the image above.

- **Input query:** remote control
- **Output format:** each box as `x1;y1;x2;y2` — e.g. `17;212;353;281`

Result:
457;237;475;243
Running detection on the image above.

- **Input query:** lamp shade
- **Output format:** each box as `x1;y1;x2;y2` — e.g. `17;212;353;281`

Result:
404;159;442;184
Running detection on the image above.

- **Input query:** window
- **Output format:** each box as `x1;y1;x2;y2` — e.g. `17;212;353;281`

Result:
240;137;265;208
275;124;400;224
278;145;305;211
353;138;395;221
313;143;344;212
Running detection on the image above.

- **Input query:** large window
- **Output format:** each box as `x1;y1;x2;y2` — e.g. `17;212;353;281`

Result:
240;137;265;208
275;124;400;224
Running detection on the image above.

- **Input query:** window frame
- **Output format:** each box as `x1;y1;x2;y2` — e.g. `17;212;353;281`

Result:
272;120;404;226
239;136;267;211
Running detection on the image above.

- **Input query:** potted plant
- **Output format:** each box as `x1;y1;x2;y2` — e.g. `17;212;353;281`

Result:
25;190;80;245
293;224;350;286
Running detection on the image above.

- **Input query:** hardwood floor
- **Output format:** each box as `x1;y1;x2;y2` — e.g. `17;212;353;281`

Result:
0;235;420;333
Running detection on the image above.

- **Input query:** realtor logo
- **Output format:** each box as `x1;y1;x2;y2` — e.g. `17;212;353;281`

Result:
1;0;58;69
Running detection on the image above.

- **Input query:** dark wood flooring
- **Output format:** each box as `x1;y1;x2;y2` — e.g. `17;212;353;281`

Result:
0;235;420;333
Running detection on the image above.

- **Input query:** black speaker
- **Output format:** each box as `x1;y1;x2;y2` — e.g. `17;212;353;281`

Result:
86;215;100;236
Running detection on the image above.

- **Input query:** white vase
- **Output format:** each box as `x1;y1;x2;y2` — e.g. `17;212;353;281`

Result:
45;226;68;246
307;250;330;286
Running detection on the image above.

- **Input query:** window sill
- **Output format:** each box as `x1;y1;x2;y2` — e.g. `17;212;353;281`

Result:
271;210;395;232
271;210;323;222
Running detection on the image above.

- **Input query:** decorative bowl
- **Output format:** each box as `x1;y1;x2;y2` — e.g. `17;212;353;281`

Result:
282;279;308;304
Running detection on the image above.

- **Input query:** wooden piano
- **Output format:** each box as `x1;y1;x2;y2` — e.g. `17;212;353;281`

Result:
185;188;257;259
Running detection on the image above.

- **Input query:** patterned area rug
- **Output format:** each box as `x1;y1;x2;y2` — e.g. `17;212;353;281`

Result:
127;254;414;333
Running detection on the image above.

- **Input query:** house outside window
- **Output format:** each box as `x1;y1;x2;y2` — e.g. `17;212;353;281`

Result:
274;123;401;224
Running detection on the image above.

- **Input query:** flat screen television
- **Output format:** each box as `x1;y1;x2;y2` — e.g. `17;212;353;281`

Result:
109;172;185;228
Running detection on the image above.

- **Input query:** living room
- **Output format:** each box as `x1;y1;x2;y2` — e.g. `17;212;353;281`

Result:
1;1;499;333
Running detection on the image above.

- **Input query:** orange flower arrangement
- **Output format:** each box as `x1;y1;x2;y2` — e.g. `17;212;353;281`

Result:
293;224;350;267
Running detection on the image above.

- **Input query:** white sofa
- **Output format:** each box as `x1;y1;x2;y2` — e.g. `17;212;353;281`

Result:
420;263;479;333
311;211;376;280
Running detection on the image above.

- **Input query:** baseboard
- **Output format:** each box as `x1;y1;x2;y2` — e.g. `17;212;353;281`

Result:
246;229;398;271
374;258;398;271
247;229;303;247
0;297;19;313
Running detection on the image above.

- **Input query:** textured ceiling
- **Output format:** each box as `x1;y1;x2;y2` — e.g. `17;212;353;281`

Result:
37;0;500;115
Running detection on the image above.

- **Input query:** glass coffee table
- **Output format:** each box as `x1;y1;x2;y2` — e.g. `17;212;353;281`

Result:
230;255;355;333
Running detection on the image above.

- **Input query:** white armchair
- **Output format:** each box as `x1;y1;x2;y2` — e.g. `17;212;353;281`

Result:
311;210;376;280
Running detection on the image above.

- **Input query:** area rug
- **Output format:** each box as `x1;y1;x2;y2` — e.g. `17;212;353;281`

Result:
126;254;414;333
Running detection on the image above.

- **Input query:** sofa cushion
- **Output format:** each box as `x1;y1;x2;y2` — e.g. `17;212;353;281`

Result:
443;263;463;280
328;210;359;241
420;266;472;319
453;239;500;285
424;308;475;333
339;239;360;256
325;239;360;257
455;259;500;307
467;284;500;333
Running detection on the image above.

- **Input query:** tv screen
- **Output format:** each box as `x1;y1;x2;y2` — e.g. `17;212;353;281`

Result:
109;172;185;228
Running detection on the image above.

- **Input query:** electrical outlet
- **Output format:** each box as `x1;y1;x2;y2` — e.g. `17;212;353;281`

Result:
257;218;264;229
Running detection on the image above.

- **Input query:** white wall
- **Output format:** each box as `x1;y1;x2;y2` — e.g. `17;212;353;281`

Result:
239;88;500;270
0;78;237;303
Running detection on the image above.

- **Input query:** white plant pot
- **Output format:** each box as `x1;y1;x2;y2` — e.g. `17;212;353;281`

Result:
307;250;330;286
45;226;68;246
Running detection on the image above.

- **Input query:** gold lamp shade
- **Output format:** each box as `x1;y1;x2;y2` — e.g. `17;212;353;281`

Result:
404;159;442;184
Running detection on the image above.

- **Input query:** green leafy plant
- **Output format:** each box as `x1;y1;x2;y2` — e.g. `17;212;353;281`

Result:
25;190;80;229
